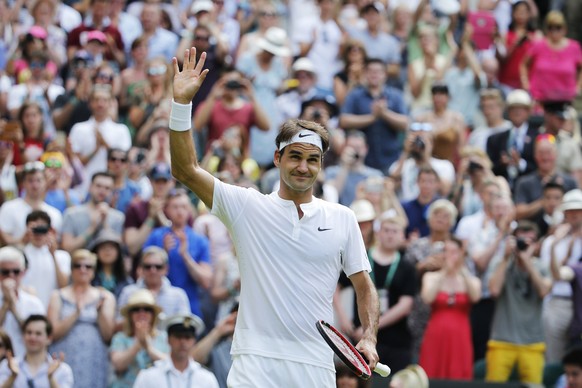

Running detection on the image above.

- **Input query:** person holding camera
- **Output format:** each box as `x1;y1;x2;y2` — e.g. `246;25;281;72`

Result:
21;211;70;309
486;221;552;384
193;71;270;157
389;124;455;202
325;130;383;206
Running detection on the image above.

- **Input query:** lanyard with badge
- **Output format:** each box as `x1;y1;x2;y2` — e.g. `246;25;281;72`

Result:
369;251;400;314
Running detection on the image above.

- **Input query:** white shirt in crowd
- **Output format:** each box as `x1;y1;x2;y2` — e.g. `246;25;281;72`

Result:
21;244;71;309
68;117;132;199
0;199;62;241
134;358;219;388
0;290;45;357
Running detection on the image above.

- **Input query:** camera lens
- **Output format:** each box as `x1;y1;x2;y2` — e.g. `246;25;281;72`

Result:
516;237;529;251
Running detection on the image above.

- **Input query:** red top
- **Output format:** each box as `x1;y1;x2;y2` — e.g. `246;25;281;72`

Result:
499;30;536;89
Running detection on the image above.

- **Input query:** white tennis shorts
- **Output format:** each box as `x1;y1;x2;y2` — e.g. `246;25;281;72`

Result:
227;354;335;388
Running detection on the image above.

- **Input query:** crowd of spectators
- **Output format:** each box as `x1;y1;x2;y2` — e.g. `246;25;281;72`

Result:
1;0;582;386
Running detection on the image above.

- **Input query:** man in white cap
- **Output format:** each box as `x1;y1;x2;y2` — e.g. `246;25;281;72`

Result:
486;89;540;188
277;57;328;124
168;48;379;387
541;189;582;363
134;313;219;387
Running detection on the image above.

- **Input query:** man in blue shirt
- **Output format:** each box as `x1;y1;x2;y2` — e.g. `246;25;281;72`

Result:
340;58;409;174
144;189;213;318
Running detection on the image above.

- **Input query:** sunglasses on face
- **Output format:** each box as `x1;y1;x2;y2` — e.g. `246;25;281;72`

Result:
109;156;127;163
547;24;564;31
29;62;45;70
142;263;164;271
24;161;45;172
96;73;114;82
44;159;63;169
130;306;154;313
148;65;167;76
0;269;21;276
259;12;277;17
72;263;95;270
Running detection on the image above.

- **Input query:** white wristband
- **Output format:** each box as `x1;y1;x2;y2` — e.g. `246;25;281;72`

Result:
169;99;193;132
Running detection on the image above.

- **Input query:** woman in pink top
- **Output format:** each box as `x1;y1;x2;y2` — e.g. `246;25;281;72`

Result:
520;11;582;103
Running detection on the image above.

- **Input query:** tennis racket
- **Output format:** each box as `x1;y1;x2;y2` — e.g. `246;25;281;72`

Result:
316;320;391;380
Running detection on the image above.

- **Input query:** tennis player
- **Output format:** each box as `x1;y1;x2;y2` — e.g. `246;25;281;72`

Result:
168;48;380;387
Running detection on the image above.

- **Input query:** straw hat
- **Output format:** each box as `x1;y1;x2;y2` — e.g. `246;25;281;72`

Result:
120;289;162;318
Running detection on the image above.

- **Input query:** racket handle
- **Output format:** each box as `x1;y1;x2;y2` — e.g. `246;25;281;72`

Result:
374;363;391;377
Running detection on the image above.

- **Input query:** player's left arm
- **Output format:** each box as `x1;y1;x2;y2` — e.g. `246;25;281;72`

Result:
349;270;379;370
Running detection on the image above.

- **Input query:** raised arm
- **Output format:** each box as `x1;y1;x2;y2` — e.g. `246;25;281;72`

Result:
170;48;216;208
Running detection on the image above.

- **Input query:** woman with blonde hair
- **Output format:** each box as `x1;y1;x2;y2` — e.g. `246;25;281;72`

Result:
47;249;116;388
110;289;169;387
520;10;582;103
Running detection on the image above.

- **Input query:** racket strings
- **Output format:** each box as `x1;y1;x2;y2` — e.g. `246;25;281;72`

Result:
322;326;368;370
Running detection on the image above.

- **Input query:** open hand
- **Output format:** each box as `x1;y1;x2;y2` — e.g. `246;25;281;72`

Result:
48;352;65;378
172;48;209;104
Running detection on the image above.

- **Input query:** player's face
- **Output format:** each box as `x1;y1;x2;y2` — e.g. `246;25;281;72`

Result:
565;365;582;388
276;143;322;195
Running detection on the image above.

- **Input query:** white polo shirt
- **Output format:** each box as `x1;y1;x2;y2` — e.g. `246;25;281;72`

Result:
134;358;219;388
211;178;370;370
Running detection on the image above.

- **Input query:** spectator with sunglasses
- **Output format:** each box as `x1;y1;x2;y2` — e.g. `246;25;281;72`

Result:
106;148;141;213
520;11;582;103
21;210;70;309
116;247;191;328
176;24;227;112
0;246;45;357
0;162;62;246
144;190;212;319
47;249;115;388
128;57;172;139
110;289;169;387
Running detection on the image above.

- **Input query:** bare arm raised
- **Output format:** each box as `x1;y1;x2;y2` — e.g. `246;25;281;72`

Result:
170;48;216;208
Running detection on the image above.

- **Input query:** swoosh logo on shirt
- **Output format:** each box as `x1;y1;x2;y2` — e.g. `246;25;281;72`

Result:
318;227;332;232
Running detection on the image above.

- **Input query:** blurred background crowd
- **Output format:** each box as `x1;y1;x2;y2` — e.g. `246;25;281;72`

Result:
1;0;582;386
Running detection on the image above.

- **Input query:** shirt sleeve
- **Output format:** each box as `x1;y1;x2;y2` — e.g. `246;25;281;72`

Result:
342;208;371;277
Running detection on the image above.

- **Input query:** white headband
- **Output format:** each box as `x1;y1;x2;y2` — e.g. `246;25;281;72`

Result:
278;129;323;151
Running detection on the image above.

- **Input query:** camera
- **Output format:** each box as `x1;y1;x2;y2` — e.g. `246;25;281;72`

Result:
412;136;425;149
224;80;243;90
31;225;50;235
516;237;529;251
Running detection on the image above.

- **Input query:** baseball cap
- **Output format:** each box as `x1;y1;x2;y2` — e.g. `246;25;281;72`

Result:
86;30;107;44
28;25;48;40
149;163;172;181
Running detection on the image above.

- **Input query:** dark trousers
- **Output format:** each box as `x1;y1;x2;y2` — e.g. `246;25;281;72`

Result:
471;298;496;362
377;343;412;375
